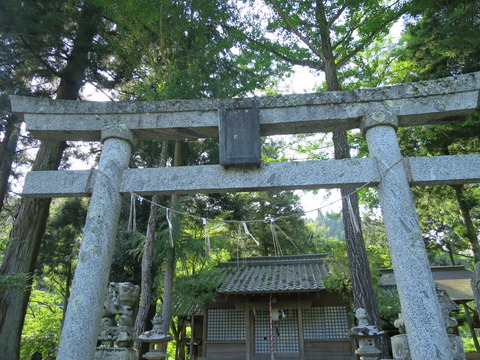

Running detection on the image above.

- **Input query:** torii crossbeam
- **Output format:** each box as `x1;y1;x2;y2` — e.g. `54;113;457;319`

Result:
11;72;480;360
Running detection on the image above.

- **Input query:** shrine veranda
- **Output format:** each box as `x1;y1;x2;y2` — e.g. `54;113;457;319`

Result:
11;72;480;360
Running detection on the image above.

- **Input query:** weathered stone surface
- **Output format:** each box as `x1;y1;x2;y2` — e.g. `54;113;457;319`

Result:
472;262;480;321
391;334;410;360
360;111;398;135
13;71;480;360
10;72;480;141
138;314;173;343
56;128;135;360
391;334;465;360
349;308;383;360
94;348;138;360
98;282;140;348
138;332;173;343
408;154;480;186
363;117;452;360
21;154;480;197
102;124;137;146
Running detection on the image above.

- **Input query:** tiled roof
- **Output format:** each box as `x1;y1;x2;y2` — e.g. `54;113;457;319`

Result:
216;254;328;294
380;265;474;302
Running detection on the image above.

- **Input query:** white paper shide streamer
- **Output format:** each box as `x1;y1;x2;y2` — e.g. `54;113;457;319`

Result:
243;222;260;246
166;208;174;247
203;218;211;259
127;193;137;232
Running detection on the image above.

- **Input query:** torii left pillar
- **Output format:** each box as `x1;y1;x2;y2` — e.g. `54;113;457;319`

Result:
57;125;136;360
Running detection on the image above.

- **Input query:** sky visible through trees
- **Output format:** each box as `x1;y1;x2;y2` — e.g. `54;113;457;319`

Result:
1;0;479;358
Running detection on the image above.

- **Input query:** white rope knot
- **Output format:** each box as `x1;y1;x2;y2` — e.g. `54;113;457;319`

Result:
243;222;260;246
264;216;278;224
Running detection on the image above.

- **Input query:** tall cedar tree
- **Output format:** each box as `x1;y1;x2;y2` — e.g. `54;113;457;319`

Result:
0;4;97;358
236;0;410;356
393;0;480;262
0;1;144;357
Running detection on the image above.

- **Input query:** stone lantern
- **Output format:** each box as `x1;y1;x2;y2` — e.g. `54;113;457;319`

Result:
138;314;173;360
349;308;384;360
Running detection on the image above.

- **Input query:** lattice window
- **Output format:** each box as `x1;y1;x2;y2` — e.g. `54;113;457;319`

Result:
254;309;299;354
302;306;350;340
207;309;246;341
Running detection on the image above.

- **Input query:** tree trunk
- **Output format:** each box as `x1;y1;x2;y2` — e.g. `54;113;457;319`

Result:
0;114;20;212
445;243;456;266
452;184;480;262
159;140;182;354
61;259;73;327
315;1;388;356
189;315;195;360
172;317;185;360
0;4;100;358
159;247;176;354
0;140;66;360
134;141;169;359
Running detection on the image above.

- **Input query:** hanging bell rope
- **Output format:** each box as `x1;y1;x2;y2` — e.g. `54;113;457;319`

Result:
269;295;275;360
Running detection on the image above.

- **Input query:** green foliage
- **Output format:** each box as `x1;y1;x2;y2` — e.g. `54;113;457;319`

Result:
412;184;478;265
36;198;88;295
183;190;311;257
0;272;30;293
452;302;478;352
323;241;352;300
261;137;288;162
396;119;480;263
92;0;284;101
338;36;402;89
282;133;334;161
111;229;145;284
173;267;227;316
322;214;399;324
393;0;480;82
20;286;63;359
0;0;143;95
313;211;345;241
237;0;410;85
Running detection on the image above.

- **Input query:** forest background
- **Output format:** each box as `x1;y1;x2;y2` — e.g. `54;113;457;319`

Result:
0;0;479;359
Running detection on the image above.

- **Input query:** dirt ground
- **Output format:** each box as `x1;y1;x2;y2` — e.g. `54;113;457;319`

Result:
466;352;480;360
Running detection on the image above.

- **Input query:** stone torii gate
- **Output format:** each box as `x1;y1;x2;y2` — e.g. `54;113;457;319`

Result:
11;72;480;360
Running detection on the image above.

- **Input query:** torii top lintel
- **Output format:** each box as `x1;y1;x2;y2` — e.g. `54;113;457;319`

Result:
10;72;480;142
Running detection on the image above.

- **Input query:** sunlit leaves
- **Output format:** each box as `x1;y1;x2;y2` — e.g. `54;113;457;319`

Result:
237;0;409;79
392;0;480;81
20;285;63;359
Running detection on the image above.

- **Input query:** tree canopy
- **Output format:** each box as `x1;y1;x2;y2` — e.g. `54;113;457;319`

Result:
1;0;480;358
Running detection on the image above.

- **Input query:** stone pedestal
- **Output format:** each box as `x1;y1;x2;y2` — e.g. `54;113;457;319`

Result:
392;334;465;360
391;334;409;360
391;287;465;360
95;348;139;360
450;335;466;360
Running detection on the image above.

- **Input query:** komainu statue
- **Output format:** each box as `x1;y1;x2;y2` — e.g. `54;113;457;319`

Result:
97;282;140;348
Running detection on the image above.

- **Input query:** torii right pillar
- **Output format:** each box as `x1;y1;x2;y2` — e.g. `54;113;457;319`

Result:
361;111;453;360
